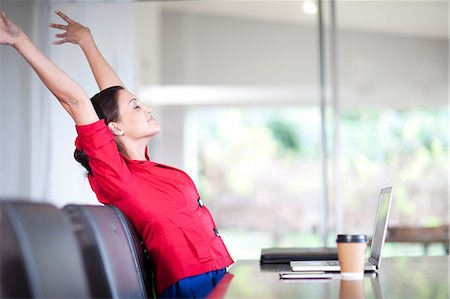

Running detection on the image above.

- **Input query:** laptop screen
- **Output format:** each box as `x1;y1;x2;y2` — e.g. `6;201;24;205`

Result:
369;187;393;266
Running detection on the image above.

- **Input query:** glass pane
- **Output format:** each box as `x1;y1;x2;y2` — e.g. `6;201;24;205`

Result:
337;1;448;256
155;1;323;259
189;106;323;258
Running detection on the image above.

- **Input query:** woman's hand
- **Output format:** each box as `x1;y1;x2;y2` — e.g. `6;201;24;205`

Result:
50;9;123;90
50;10;91;46
0;11;22;46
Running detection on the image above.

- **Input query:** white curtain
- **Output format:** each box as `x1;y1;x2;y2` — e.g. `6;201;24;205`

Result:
0;1;137;207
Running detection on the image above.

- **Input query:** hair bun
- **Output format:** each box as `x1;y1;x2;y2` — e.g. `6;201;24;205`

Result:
74;148;92;175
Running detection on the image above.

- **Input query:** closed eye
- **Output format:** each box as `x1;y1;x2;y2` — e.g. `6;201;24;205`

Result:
129;98;141;110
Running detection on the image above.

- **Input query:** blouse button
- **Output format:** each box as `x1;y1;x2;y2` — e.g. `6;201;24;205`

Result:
198;198;204;207
213;227;220;237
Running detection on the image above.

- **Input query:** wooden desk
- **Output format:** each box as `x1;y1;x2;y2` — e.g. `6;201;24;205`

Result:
209;256;449;299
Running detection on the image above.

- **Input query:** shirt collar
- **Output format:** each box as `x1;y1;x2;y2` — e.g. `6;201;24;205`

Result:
120;146;151;164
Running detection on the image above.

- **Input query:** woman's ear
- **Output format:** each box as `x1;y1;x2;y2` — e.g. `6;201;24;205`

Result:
108;122;124;136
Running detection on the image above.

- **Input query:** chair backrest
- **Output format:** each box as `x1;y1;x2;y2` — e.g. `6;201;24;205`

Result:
63;204;153;299
0;201;90;298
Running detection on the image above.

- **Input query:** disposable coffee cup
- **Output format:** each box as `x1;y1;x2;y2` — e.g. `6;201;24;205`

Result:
336;234;368;280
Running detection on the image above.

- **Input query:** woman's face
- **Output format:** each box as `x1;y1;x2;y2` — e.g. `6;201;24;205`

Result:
115;89;160;140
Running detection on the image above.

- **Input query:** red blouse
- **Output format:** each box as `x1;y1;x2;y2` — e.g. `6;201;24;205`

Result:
75;119;233;294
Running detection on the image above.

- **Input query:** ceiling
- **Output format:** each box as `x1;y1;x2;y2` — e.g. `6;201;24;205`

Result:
161;0;448;40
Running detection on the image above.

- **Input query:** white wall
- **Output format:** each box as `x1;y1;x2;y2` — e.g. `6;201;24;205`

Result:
157;11;447;106
0;2;35;199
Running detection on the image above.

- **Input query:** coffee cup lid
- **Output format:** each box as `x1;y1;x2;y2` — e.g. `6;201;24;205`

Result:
336;234;367;243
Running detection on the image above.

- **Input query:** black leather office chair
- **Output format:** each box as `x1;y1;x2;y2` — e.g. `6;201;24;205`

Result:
63;204;154;299
0;201;90;298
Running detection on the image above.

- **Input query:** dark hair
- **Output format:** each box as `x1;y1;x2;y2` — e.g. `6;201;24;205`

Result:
74;85;124;175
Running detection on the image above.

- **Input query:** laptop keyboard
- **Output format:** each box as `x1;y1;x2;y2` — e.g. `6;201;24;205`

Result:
326;261;340;266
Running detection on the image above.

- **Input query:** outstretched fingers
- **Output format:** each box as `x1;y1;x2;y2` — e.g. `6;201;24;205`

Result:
49;11;89;46
0;12;6;38
49;23;68;30
50;10;70;45
49;10;75;31
1;11;11;26
55;10;74;24
49;21;69;44
0;11;5;27
52;38;68;45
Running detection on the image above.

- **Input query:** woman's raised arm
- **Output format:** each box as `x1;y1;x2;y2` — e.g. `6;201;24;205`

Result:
0;11;98;126
50;10;124;91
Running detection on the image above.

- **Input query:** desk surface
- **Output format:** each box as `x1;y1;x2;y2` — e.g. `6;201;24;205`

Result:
209;256;449;299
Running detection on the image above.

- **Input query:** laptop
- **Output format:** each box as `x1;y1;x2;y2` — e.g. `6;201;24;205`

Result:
290;187;393;272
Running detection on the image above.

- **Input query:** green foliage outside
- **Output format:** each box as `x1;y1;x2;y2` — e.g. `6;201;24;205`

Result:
193;106;448;259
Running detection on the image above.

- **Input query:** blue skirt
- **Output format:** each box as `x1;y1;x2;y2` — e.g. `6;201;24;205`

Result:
159;268;226;299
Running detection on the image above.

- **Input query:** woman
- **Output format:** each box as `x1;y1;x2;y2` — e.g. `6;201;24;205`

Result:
0;10;233;298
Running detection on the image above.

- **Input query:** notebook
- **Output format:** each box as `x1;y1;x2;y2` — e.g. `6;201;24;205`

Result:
260;247;338;264
290;187;393;272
